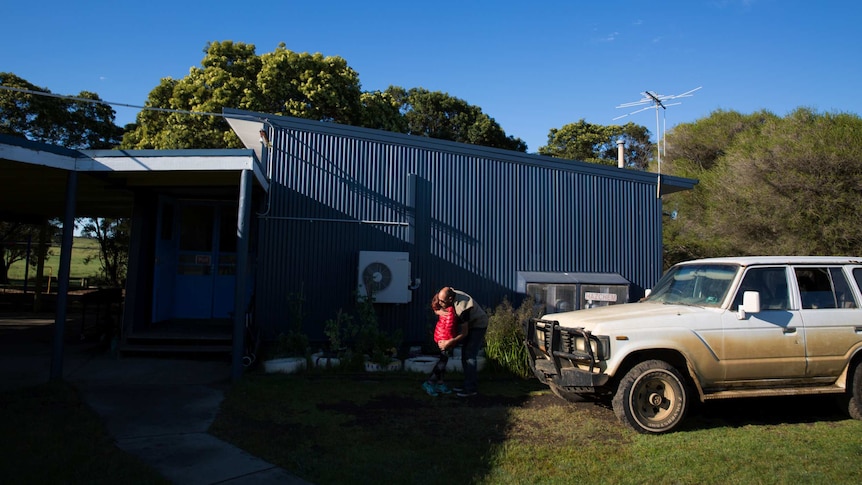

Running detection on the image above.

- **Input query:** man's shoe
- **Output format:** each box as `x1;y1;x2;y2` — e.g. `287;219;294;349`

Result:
456;390;478;398
422;381;439;396
452;386;464;393
436;383;452;394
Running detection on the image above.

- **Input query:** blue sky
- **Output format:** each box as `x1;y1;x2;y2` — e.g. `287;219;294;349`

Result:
2;0;860;152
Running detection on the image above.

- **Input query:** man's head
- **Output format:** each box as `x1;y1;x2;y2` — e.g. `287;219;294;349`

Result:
437;287;455;308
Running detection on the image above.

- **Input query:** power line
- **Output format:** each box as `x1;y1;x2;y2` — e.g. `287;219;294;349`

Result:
0;84;225;119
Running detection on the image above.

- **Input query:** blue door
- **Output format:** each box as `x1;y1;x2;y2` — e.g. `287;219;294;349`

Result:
153;200;237;321
152;197;178;322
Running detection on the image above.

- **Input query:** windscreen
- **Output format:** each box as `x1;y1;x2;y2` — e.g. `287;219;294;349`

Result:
645;264;739;307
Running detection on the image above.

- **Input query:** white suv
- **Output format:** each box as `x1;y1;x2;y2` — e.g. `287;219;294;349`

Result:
524;256;862;433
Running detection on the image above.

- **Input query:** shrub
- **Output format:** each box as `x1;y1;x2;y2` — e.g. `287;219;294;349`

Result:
323;309;354;355
322;294;403;370
485;296;538;378
267;287;310;360
272;330;309;359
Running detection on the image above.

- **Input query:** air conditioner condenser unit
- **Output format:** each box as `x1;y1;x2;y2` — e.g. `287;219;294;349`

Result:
357;251;412;303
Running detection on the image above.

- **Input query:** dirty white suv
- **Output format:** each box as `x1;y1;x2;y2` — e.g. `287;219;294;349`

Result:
524;256;862;433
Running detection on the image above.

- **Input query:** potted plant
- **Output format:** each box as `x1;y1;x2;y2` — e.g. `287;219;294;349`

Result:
262;330;309;373
364;326;403;372
262;289;309;374
313;309;354;369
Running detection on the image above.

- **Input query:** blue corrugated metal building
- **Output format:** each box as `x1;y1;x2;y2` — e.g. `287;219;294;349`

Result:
224;109;697;344
0;111;696;378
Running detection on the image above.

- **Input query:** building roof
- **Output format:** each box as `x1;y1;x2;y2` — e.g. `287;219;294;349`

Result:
0;134;264;221
223;108;698;196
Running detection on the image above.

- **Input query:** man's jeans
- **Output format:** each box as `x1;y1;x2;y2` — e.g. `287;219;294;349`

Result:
461;325;487;393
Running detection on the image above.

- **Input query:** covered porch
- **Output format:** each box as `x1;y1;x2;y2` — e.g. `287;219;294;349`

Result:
0;132;269;381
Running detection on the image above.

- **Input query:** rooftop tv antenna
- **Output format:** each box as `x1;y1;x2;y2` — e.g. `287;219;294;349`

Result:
614;86;701;196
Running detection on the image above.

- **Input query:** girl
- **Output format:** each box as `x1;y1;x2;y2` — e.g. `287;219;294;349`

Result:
422;294;459;396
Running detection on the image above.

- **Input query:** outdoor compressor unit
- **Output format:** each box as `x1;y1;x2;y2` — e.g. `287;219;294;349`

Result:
356;251;412;303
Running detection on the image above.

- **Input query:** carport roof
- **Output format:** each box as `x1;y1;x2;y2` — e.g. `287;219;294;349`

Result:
0;134;266;222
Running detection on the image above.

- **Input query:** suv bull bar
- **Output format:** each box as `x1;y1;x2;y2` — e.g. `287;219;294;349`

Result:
524;318;610;388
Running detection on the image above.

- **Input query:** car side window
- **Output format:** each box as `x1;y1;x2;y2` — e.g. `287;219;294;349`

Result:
852;268;862;305
732;267;789;311
831;268;858;308
794;267;854;309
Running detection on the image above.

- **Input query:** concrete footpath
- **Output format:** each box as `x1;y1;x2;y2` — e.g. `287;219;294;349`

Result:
0;314;311;485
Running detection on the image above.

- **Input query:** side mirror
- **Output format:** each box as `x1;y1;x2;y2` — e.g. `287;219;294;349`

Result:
737;291;761;319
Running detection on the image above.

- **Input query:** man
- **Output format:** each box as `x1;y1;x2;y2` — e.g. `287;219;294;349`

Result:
435;286;488;397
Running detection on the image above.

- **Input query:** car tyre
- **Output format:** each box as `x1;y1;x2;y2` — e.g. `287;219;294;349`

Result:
612;359;689;434
849;360;862;421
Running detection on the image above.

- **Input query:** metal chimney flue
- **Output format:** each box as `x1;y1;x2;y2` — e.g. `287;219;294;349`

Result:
617;139;625;168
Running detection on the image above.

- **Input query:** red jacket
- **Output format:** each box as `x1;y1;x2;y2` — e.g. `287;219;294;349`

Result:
434;306;458;342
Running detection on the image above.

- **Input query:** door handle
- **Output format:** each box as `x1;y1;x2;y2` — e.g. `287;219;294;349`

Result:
783;327;796;334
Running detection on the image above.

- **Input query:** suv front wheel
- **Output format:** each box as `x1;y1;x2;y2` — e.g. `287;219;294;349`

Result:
612;360;689;434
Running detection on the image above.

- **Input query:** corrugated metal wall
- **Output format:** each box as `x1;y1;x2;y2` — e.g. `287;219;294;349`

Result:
255;118;665;346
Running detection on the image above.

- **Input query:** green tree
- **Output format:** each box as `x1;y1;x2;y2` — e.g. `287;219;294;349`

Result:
538;119;653;168
78;218;129;287
713;108;862;255
359;90;407;133
662;108;862;265
0;72;122;148
661;110;775;265
1;73;124;289
0;222;55;285
257;45;363;124
386;86;527;151
122;42;526;152
122;42;364;149
122;41;261;149
664;109;775;172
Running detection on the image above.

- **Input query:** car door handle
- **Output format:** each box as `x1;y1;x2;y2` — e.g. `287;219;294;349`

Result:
783;327;797;334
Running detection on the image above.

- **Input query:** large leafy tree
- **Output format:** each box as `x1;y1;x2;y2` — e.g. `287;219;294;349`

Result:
257;46;363;124
123;41;261;149
79;218;129;287
0;222;49;285
359;90;407;133
0;72;122;148
1;73;124;287
386;86;527;151
662;108;862;265
538;119;653;169
122;41;364;149
122;42;526;152
713;109;862;255
660;109;775;265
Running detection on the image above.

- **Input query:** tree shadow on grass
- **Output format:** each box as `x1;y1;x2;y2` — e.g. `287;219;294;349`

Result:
293;376;550;483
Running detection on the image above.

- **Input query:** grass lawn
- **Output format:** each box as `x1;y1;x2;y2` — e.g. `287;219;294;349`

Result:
0;383;169;484
210;369;862;485
5;237;103;289
1;366;861;484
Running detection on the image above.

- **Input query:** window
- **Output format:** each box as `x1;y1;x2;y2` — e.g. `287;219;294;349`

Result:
794;267;856;309
646;264;737;307
831;268;858;308
732;267;789;311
